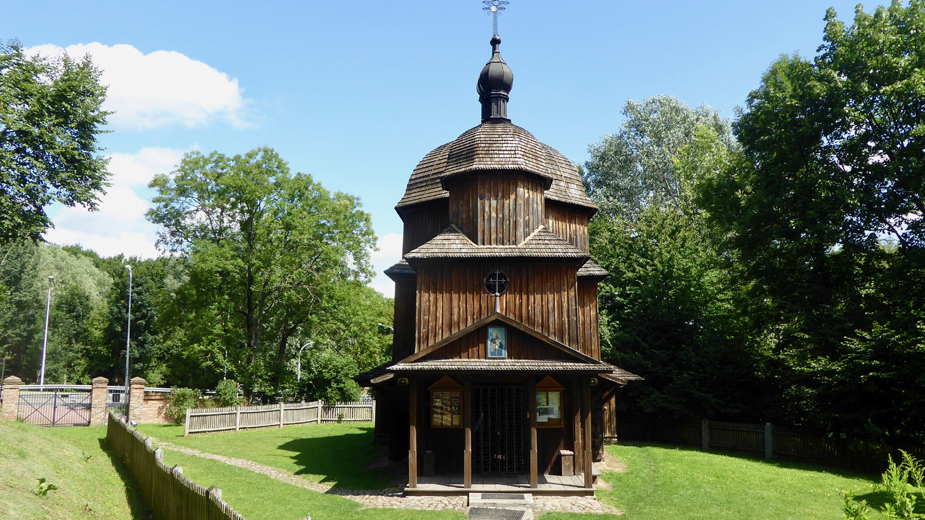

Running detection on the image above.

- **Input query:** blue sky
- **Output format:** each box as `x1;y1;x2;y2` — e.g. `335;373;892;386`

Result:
4;0;873;296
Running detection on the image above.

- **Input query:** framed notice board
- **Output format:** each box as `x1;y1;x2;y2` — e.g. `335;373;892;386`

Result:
535;376;564;428
429;376;463;428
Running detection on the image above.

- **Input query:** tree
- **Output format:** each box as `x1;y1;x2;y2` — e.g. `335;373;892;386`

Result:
584;97;757;419
293;345;362;405
93;258;166;386
699;1;925;445
0;242;111;383
583;95;735;222
147;147;379;394
0;40;110;245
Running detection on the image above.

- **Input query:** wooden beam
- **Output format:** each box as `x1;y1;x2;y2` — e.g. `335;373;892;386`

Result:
370;373;394;384
582;377;593;489
464;376;472;488
408;379;418;488
529;378;538;488
572;377;582;474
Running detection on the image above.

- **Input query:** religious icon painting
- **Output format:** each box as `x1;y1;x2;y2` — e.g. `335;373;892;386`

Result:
487;326;507;358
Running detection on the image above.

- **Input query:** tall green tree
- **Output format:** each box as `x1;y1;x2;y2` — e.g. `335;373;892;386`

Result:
699;1;925;444
89;257;168;386
147;147;379;394
584;97;756;419
583;95;735;222
0;40;110;245
0;242;111;383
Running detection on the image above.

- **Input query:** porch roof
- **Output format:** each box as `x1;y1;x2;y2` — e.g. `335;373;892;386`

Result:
389;359;623;373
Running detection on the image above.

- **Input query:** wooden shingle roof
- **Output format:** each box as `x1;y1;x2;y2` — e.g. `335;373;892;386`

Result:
577;259;609;279
396;120;596;213
404;225;589;262
389;359;620;373
384;259;415;281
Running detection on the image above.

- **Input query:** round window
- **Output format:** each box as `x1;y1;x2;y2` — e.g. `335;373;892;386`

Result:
484;270;510;296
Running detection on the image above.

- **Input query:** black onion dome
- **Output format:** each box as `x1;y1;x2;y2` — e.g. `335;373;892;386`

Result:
477;35;513;121
477;35;513;97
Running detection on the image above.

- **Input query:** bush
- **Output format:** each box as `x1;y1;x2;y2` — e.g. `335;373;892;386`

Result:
843;450;925;520
215;379;241;407
293;346;361;405
165;387;201;425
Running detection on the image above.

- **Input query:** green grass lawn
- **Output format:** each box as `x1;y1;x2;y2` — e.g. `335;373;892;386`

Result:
139;422;393;490
134;423;919;520
0;421;150;520
160;449;465;520
598;443;889;520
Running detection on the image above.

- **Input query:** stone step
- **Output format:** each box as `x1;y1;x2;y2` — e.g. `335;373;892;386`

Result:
468;492;534;507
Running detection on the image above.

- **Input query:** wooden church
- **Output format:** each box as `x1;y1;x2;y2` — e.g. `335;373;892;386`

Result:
356;33;639;494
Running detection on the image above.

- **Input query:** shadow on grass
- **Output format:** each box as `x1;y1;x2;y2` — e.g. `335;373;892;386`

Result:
97;438;154;520
850;489;925;516
613;441;881;482
276;425;394;490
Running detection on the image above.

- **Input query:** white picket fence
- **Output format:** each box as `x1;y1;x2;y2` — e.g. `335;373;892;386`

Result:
184;400;374;436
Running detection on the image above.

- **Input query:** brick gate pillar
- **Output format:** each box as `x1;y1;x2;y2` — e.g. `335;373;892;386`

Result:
1;376;22;421
90;377;109;425
128;377;146;424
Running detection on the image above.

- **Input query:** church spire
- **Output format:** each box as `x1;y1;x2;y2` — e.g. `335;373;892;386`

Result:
477;35;513;122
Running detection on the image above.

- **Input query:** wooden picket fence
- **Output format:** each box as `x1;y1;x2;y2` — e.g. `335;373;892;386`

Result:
106;411;247;520
184;400;374;436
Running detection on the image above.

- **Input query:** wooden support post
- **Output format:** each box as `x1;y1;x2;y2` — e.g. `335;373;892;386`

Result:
582;378;593;489
279;402;285;428
183;407;191;437
235;406;241;432
317;400;323;424
765;422;773;459
408;379;418;488
702;419;710;450
529;378;538;488
571;377;583;474
464;376;472;488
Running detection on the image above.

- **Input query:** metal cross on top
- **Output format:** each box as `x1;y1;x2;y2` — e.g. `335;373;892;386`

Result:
482;0;510;36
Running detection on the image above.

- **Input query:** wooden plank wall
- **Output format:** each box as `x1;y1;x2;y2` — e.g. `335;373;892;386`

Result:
545;203;590;253
392;278;417;361
577;280;601;360
415;262;586;354
401;202;450;255
425;326;574;361
448;175;545;246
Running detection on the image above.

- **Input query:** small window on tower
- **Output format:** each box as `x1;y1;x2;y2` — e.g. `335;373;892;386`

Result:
484;270;509;296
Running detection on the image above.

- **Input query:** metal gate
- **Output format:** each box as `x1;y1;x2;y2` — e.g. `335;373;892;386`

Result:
18;386;92;426
473;385;523;474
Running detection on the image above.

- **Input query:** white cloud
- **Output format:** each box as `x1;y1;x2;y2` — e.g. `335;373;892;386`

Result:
45;186;160;259
44;147;187;259
28;43;250;130
108;147;186;188
369;233;403;298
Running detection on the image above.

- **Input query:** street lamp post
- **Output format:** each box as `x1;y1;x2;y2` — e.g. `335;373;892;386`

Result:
39;275;54;385
124;265;133;395
297;341;313;383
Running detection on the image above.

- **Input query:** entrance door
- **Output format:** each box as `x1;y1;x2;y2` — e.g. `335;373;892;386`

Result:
472;385;523;474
